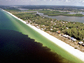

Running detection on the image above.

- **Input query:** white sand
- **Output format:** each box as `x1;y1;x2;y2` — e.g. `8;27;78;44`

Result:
3;10;84;61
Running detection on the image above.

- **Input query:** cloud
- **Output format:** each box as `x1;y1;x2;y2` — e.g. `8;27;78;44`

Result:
6;0;11;1
81;0;84;3
50;0;52;1
0;0;84;6
65;0;70;2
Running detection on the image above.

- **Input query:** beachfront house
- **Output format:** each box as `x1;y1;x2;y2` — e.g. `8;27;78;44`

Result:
63;35;69;38
56;31;60;34
67;36;71;39
82;43;84;46
71;37;76;42
78;41;83;45
66;27;69;29
50;28;53;31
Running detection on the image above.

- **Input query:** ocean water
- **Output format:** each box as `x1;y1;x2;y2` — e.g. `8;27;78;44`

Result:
0;29;63;63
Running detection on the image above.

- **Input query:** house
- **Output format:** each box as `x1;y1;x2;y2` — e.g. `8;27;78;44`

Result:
63;35;69;38
50;29;53;31
78;41;83;45
56;31;60;34
66;27;69;29
71;37;76;41
82;43;84;46
67;36;71;39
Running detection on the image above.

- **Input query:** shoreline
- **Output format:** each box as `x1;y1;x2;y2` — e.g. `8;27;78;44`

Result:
2;9;84;62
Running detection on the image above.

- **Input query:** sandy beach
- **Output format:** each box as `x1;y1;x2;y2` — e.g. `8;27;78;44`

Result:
3;9;84;62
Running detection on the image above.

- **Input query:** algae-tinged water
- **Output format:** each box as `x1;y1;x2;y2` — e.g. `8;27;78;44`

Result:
0;9;84;63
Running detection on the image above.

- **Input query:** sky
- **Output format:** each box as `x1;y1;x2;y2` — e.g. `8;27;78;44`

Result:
0;0;84;6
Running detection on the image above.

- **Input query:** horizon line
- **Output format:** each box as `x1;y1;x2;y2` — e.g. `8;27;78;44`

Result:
0;5;84;7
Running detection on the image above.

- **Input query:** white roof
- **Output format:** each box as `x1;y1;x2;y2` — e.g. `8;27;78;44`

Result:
79;41;83;43
63;35;69;38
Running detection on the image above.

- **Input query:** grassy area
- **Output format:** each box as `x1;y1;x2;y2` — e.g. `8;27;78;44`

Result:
63;14;84;17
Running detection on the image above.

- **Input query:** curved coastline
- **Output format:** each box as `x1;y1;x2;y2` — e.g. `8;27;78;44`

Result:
2;9;84;62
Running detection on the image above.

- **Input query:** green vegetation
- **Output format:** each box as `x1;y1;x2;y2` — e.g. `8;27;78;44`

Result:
39;10;69;16
63;23;84;40
39;10;84;16
64;14;84;17
8;10;84;41
4;8;20;12
14;12;36;20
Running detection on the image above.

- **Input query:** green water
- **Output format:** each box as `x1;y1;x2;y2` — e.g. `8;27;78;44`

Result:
0;9;84;63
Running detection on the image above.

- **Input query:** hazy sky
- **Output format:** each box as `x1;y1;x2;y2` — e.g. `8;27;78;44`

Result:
0;0;84;6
